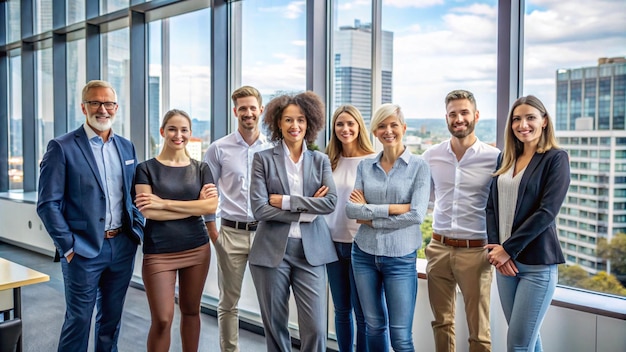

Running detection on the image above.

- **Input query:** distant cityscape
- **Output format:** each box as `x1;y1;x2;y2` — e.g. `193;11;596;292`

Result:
405;118;497;151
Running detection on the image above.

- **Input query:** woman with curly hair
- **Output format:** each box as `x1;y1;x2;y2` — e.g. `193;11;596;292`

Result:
249;91;338;352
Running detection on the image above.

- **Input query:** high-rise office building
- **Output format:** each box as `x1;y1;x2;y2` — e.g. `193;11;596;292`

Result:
333;20;393;124
555;57;626;274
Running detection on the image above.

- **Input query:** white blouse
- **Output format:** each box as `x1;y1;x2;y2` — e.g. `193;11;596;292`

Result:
497;165;526;244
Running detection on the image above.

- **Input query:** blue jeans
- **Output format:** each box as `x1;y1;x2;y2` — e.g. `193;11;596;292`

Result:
352;243;417;352
327;242;368;352
496;261;557;352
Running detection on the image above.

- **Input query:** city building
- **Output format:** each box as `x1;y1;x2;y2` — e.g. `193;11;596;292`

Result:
333;19;393;124
555;57;626;274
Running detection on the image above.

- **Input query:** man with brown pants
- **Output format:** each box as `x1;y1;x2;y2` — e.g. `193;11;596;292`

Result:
422;89;500;352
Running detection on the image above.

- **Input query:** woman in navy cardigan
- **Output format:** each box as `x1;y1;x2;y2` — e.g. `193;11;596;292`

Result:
485;95;570;352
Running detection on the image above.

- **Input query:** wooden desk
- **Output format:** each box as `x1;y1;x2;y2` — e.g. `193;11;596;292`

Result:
0;258;50;352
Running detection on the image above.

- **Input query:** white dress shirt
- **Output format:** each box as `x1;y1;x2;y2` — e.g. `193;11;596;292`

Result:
203;130;272;222
422;138;500;240
280;141;317;238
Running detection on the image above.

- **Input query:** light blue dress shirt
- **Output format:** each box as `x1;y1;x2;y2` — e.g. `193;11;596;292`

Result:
345;147;430;257
84;123;124;231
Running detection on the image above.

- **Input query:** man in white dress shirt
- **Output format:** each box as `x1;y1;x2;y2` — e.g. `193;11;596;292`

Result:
422;89;500;352
203;86;272;352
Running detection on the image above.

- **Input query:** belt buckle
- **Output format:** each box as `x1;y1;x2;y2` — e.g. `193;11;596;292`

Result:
246;222;257;231
105;228;120;239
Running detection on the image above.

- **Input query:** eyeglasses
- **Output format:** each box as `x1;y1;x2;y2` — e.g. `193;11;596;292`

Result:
84;101;117;110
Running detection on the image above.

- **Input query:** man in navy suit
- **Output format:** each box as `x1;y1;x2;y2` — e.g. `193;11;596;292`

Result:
37;80;143;352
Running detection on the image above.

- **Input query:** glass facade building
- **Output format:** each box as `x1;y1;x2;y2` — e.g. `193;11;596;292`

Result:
556;58;626;274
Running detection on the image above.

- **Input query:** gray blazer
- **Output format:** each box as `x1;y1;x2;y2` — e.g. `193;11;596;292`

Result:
249;143;338;267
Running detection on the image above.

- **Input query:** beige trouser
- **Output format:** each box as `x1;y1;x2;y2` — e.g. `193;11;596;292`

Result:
214;225;255;352
425;239;493;352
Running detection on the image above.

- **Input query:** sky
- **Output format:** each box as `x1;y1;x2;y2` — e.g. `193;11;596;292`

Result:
150;0;626;122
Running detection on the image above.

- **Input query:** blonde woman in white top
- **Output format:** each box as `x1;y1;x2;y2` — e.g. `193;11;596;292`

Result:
325;105;376;352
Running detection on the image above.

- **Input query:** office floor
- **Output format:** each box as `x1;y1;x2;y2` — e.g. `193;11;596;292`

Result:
0;242;275;352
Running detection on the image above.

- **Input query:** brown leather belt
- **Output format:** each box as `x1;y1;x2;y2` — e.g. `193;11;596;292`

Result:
105;228;122;239
222;219;258;231
432;233;486;248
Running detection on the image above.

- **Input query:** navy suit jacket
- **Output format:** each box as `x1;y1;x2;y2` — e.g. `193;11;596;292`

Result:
37;126;144;259
486;148;569;265
249;143;338;267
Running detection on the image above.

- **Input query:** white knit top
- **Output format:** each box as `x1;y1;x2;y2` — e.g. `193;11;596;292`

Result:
497;165;526;244
326;154;376;243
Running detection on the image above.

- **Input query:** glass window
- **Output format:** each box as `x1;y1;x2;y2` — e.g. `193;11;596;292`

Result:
527;0;626;297
7;0;20;43
8;51;22;190
380;0;498;143
230;0;306;317
147;21;162;159
332;1;373;123
237;0;306;106
101;0;129;15
67;0;86;25
36;43;54;183
35;0;53;34
67;33;87;131
614;71;625;130
102;26;130;139
598;76;611;130
147;8;212;160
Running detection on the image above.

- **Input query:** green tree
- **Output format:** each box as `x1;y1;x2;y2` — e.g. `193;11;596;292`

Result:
558;264;588;286
418;214;433;259
577;271;626;296
597;232;626;275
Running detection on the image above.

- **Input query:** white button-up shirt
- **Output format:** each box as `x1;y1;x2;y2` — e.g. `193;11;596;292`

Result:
280;141;317;238
203;130;272;222
422;138;500;240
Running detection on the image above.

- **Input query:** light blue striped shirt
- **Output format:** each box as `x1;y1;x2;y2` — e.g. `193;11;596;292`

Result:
345;148;430;257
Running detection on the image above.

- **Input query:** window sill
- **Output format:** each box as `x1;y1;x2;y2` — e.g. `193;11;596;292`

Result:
415;258;626;320
0;191;37;204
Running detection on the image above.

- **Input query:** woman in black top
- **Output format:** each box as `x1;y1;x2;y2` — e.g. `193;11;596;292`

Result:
134;109;217;352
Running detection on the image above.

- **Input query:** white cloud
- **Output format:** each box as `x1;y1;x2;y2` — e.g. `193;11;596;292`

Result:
387;0;626;119
259;1;305;20
337;0;371;11
450;3;497;17
241;54;306;95
525;0;626;45
384;0;444;8
389;3;499;119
